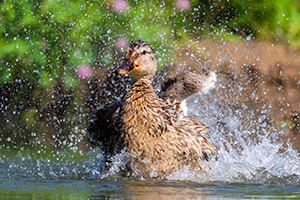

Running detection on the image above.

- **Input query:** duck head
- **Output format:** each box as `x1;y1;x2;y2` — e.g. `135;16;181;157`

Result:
114;40;157;80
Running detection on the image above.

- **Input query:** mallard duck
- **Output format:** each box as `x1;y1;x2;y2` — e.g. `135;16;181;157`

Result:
96;40;213;178
88;57;217;152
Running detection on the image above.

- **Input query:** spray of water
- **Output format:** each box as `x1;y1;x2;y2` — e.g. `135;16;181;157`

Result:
1;48;299;185
165;72;300;184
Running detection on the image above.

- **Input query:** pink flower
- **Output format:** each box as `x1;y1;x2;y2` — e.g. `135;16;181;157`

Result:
176;0;191;11
76;65;92;80
112;0;129;13
116;37;128;49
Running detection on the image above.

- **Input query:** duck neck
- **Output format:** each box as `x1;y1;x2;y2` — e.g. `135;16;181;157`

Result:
126;76;156;104
131;75;154;84
123;76;164;137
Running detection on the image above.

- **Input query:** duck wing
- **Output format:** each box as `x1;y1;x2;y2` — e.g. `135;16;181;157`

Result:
160;69;216;101
88;101;123;154
162;99;213;161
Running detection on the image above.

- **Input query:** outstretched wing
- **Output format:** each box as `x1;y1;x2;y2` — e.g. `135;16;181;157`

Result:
160;69;216;102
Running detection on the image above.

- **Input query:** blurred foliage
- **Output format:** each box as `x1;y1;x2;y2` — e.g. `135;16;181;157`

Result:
0;0;300;146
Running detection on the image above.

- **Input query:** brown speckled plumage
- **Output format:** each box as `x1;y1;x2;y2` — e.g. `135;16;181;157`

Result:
121;76;213;177
109;40;214;177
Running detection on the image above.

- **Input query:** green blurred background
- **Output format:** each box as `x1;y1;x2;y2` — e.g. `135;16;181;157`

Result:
1;0;300;148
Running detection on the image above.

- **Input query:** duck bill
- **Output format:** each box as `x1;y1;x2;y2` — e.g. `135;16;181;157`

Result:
114;59;135;75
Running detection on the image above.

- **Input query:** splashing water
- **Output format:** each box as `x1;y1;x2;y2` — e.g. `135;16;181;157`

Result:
165;73;300;184
1;67;299;186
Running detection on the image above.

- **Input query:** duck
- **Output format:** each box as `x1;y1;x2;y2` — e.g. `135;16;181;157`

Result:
88;69;216;164
89;40;214;178
88;61;216;153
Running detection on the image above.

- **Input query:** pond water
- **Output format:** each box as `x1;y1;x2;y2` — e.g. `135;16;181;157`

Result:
2;178;300;199
1;86;300;199
1;156;300;200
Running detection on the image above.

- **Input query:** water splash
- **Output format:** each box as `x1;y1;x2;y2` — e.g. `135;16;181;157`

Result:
1;69;299;185
166;80;300;184
1;46;299;185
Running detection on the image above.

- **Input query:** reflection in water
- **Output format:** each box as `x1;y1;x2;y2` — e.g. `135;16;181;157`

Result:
2;177;300;199
123;181;211;200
